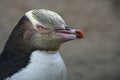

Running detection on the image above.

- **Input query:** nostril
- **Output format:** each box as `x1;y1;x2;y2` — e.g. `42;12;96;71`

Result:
65;27;70;30
65;26;71;31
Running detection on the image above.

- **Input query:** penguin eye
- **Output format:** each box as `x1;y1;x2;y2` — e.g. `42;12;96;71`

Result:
36;25;47;32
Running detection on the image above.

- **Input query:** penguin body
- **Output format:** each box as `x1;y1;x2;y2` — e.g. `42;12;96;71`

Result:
0;9;84;80
5;51;67;80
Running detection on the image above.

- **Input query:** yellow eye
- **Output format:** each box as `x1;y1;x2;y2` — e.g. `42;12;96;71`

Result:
36;25;47;31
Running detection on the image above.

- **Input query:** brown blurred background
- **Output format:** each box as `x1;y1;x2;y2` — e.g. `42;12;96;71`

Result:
0;0;120;80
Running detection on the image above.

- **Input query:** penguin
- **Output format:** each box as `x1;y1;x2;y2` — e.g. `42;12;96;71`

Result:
0;9;84;80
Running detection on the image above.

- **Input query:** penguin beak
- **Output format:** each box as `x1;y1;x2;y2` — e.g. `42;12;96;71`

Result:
54;27;84;40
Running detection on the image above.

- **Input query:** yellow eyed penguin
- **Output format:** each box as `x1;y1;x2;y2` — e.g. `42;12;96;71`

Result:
0;9;84;80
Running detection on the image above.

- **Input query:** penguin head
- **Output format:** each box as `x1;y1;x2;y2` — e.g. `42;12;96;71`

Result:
12;9;84;51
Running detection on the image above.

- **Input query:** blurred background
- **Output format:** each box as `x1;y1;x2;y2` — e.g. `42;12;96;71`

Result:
0;0;120;80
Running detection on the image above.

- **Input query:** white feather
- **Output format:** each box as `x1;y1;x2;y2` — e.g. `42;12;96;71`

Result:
6;50;67;80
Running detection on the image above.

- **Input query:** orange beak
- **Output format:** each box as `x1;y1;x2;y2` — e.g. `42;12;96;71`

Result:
55;28;84;40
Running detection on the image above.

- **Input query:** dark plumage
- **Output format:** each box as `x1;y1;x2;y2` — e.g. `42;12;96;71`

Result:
0;16;32;79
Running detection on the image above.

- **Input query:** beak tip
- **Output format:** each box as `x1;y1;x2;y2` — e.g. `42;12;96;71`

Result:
75;29;84;39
